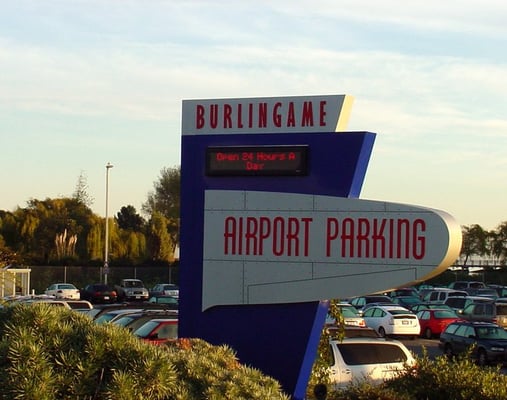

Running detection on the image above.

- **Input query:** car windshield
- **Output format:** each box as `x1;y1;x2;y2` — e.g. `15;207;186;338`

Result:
59;284;76;290
475;326;507;339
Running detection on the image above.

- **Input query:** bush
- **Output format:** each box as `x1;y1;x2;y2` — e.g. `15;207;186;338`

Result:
311;349;507;400
0;304;289;400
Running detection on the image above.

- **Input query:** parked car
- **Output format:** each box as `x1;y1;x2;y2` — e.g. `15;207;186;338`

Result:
448;281;486;292
417;286;435;301
112;309;179;332
391;296;424;311
114;279;149;302
44;283;81;300
349;295;393;311
422;288;468;304
439;321;507;366
411;302;455;313
362;305;420;338
386;287;419;298
133;318;179;344
62;299;94;312
465;288;499;299
328;326;379;338
326;303;366;328
416;308;460;339
457;301;496;323
327;337;415;389
94;308;144;324
488;284;507;298
444;295;493;313
149;283;179;298
80;283;118;304
146;295;179;308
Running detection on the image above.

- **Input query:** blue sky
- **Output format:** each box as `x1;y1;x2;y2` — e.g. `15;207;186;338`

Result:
1;0;506;230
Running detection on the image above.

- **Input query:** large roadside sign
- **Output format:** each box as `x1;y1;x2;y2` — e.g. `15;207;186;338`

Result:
178;94;462;399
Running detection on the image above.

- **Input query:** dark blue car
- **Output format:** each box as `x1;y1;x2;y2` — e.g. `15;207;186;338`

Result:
439;321;507;366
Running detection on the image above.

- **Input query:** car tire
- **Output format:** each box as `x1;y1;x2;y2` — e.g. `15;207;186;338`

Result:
477;349;488;367
424;327;433;339
378;327;386;337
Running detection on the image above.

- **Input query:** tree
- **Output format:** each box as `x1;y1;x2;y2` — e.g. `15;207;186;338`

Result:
14;198;96;264
116;205;145;232
491;222;507;265
142;166;180;252
148;211;173;262
460;224;489;266
73;171;94;207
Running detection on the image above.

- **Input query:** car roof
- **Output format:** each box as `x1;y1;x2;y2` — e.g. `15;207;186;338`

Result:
449;320;498;327
330;337;405;345
145;318;178;323
372;305;410;311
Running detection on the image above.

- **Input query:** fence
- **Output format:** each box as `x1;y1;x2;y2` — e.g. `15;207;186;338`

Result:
28;265;179;294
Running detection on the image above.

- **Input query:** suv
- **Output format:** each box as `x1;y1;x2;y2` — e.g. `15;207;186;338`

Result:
458;301;496;323
439;321;507;365
444;295;494;313
327;337;415;389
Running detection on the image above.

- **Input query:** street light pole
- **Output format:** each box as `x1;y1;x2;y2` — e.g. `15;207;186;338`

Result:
104;162;113;285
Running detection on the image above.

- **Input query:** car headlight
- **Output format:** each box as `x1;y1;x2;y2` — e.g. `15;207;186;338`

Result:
490;347;504;352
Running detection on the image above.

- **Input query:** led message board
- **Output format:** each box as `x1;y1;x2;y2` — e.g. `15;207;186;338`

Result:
206;145;308;176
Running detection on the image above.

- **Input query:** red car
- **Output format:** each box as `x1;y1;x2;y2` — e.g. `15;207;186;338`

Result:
133;318;178;345
416;308;460;339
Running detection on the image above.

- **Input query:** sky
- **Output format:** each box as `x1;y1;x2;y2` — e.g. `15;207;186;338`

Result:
1;0;506;231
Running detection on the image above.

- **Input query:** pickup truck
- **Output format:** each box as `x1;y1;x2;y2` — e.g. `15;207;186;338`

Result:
114;279;149;302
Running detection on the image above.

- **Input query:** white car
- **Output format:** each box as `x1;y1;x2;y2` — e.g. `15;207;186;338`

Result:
149;283;179;299
328;337;415;389
362;305;420;338
326;303;366;327
44;283;81;300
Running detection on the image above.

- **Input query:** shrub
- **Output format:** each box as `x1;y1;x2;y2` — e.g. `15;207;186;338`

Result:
310;348;507;400
0;304;289;400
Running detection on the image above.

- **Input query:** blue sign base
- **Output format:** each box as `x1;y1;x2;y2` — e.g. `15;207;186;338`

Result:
179;131;375;398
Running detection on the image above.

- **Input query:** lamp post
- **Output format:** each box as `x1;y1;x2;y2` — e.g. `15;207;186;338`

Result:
104;162;113;285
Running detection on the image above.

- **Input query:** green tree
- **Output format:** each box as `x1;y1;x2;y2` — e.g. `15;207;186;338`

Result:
148;211;174;262
460;224;489;266
86;214;104;262
491;221;507;265
143;166;180;252
116;205;145;232
14;198;96;264
72;171;94;207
